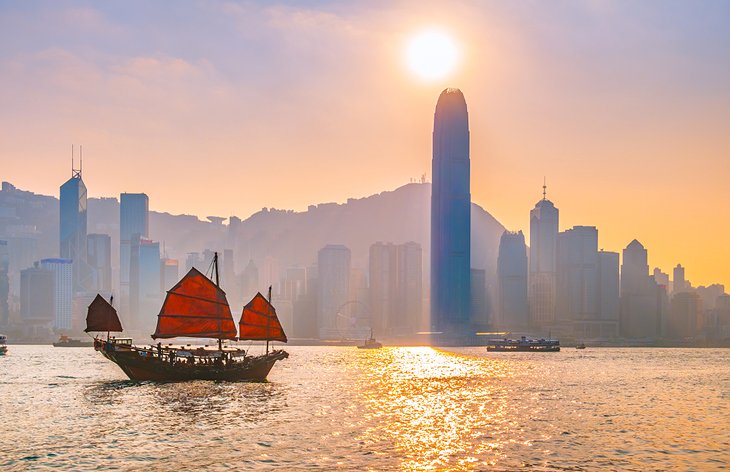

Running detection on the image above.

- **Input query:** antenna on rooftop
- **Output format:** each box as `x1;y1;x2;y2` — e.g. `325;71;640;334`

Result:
71;144;82;179
542;176;547;201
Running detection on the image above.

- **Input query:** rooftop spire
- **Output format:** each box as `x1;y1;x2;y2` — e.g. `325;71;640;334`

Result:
542;177;547;201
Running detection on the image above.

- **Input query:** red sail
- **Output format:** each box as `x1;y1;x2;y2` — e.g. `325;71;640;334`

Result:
238;293;288;342
85;294;123;332
152;268;237;340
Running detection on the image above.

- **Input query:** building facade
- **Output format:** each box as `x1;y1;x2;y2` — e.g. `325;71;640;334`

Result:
40;258;73;331
497;231;528;330
529;195;559;327
60;170;88;293
430;88;471;335
317;244;351;339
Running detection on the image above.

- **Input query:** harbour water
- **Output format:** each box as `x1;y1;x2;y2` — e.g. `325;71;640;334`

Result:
1;346;728;470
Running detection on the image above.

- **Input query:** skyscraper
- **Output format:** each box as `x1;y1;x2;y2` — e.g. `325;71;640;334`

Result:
430;88;471;335
60;164;88;293
317;244;351;339
620;240;662;338
41;258;73;331
369;241;423;336
673;264;686;293
529;186;559;327
497;231;529;330
556;226;599;328
86;233;112;293
120;193;149;317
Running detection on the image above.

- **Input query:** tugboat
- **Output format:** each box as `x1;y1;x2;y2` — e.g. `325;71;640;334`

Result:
0;334;7;355
487;335;560;352
357;329;382;349
576;342;586;350
53;335;94;348
88;253;288;381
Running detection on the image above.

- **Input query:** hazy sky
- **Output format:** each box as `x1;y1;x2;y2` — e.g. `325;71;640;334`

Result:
1;1;729;286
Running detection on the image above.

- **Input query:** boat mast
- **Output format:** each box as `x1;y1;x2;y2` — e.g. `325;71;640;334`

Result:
266;285;272;354
214;252;222;352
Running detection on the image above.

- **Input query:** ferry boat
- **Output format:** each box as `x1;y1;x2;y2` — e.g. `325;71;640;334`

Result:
487;336;560;352
0;334;7;355
357;329;382;349
53;335;94;348
87;253;288;381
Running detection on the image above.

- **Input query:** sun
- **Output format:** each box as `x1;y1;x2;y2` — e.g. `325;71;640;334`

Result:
405;29;460;81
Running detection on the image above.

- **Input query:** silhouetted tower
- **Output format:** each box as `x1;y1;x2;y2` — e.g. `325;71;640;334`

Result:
529;182;559;327
430;88;471;333
59;145;89;293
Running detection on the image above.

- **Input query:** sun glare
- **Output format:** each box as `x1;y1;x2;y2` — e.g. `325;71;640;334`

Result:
406;29;460;81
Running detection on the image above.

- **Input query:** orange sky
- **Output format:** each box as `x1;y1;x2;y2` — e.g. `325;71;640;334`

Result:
1;1;728;287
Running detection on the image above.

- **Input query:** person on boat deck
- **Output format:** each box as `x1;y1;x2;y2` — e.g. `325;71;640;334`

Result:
157;342;162;358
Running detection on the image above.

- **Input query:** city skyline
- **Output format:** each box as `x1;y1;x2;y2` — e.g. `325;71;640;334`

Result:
1;1;729;288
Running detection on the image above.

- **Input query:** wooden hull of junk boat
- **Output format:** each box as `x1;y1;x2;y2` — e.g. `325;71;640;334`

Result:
99;347;289;382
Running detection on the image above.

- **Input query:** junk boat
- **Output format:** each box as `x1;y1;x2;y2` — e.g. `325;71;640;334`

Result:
0;334;7;355
357;329;382;349
53;335;94;347
487;336;560;352
87;253;288;381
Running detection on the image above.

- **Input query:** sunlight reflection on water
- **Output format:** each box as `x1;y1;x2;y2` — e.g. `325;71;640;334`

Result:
2;345;729;470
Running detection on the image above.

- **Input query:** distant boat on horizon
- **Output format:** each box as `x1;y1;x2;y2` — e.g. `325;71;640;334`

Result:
53;335;93;348
358;329;382;350
87;253;288;381
0;334;7;355
487;335;560;352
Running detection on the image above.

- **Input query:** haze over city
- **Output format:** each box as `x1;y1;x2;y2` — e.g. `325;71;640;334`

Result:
1;1;728;287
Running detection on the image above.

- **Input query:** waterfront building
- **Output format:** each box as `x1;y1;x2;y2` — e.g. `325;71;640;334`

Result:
668;291;703;338
529;187;559;327
597;250;620;337
240;259;259;302
19;264;55;337
620;240;661;338
369;241;423;336
60;165;88;293
160;258;179;293
86;233;112;293
120;193;149;318
40;258;73;331
0;240;9;326
556;226;599;335
129;237;160;333
497;231;528;330
470;268;488;330
430;88;471;335
673;264;686;294
317;244;351;339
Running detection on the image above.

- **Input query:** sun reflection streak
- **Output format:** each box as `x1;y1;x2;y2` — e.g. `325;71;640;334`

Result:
356;347;516;470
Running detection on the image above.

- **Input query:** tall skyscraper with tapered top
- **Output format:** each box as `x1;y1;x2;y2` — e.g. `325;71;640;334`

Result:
430;88;471;335
60;154;88;294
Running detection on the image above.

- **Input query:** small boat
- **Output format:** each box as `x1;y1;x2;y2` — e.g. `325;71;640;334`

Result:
487;335;560;352
87;253;288;382
0;334;7;355
53;335;94;348
357;329;382;349
576;343;586;350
